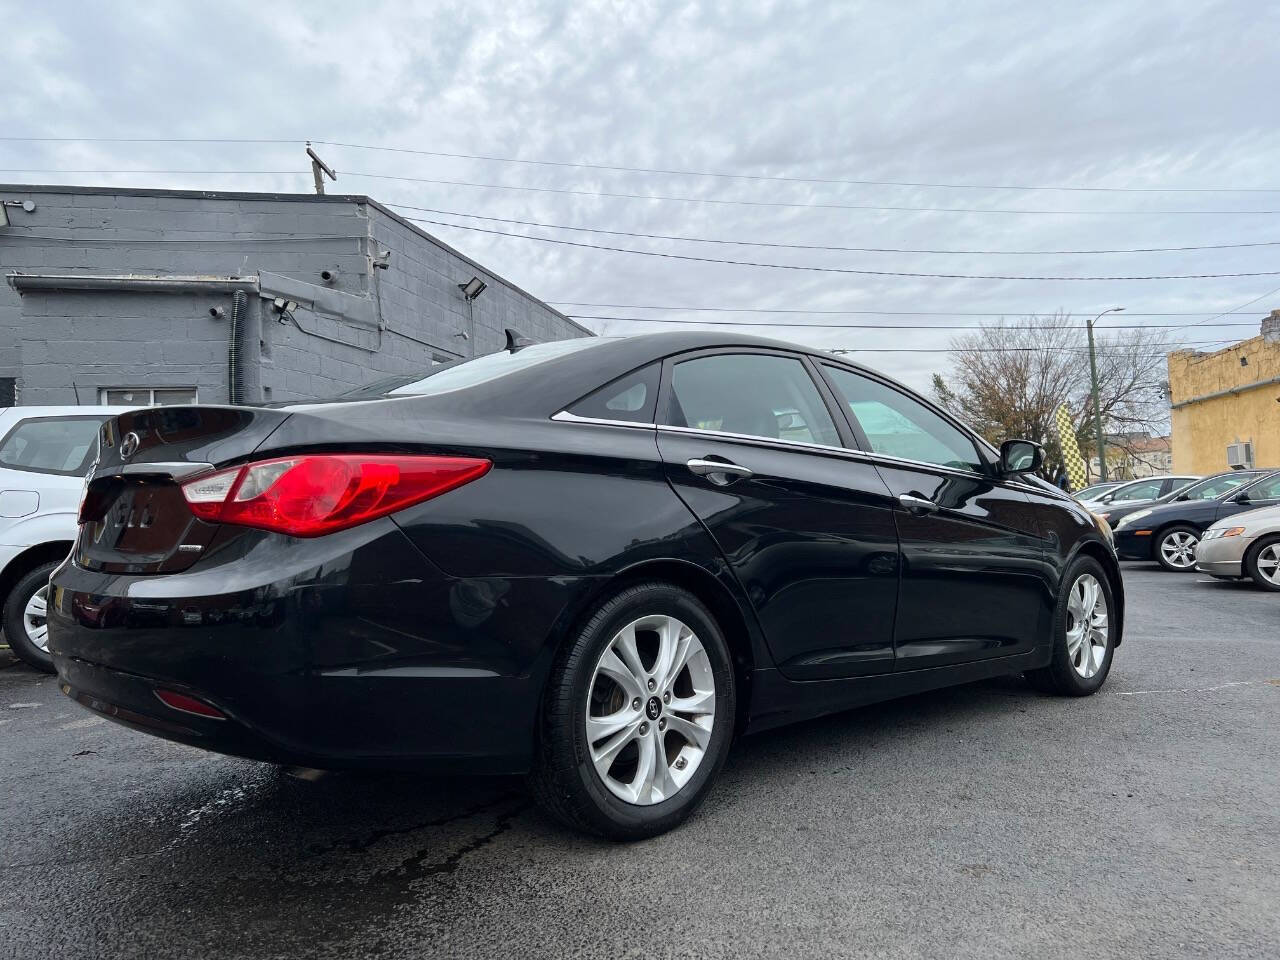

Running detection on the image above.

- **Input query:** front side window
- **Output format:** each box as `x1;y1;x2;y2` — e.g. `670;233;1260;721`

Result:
665;354;839;446
1112;479;1163;502
1242;474;1280;501
822;365;982;472
0;416;105;476
1182;474;1255;500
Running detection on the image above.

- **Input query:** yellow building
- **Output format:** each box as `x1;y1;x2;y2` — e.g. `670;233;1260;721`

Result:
1168;311;1280;473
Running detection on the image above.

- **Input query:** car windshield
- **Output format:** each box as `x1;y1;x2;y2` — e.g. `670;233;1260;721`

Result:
1178;473;1258;500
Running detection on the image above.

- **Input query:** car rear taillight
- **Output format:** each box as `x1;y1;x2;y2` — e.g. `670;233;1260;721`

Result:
179;454;491;537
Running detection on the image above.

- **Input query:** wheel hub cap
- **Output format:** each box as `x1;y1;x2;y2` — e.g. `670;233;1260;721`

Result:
1160;531;1198;568
24;586;50;653
1257;545;1280;585
585;614;716;806
1065;573;1109;679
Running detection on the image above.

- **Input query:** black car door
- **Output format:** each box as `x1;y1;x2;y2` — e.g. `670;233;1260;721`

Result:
818;363;1048;670
655;349;902;680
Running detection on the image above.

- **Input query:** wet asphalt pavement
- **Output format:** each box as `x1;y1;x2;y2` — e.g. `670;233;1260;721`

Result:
1;565;1277;959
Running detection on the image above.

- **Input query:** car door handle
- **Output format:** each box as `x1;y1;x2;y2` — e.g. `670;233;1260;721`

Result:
687;458;753;485
897;493;939;515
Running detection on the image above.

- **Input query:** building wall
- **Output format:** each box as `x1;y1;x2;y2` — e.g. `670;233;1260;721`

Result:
1168;313;1280;473
0;185;589;406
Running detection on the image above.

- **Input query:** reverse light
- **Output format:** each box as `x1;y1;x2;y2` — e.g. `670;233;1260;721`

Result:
180;454;491;537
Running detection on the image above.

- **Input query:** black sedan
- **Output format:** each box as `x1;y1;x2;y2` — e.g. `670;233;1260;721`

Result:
48;331;1123;839
1113;469;1280;571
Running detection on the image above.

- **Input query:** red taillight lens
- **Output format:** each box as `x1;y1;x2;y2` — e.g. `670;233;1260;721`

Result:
180;454;491;537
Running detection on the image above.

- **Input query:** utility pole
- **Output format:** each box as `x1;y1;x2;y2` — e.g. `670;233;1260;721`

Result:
1087;306;1124;481
306;142;336;195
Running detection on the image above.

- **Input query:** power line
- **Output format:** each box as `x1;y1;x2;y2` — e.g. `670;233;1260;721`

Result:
403;213;1280;281
348;171;1280;216
391;203;1280;256
8;166;1280;214
565;314;1260;331
547;303;1244;317
6;135;1280;194
1171;281;1280;334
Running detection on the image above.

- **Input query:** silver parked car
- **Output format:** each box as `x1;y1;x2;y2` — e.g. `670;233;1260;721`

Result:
1196;502;1280;591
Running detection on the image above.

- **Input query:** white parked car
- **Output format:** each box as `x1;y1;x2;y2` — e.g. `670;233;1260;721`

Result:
0;406;134;671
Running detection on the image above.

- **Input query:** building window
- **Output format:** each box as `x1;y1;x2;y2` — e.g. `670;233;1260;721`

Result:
99;387;199;407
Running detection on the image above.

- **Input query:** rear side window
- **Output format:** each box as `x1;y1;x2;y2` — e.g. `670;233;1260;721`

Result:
0;416;105;477
822;365;982;472
664;353;839;446
566;363;660;424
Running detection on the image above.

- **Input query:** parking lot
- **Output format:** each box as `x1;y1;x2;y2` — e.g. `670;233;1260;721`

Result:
1;565;1276;960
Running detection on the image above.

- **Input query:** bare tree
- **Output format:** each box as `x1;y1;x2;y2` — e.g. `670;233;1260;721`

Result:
932;312;1171;479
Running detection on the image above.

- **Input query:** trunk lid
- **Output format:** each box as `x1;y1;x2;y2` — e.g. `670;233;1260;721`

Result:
77;405;292;574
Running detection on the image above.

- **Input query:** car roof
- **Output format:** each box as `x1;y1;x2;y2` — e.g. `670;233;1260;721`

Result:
316;331;909;418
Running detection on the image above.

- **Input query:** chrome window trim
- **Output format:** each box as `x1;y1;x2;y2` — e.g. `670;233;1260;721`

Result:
550;410;656;430
656;424;991;481
557;414;1021;484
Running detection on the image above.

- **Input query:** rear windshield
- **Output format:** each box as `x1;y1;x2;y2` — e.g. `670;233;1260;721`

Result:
0;416;106;476
353;339;601;400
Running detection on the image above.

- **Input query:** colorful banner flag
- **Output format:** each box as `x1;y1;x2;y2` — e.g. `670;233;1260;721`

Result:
1055;404;1088;492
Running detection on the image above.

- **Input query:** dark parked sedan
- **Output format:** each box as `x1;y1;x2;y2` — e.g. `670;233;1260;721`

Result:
1113;470;1280;571
48;331;1123;839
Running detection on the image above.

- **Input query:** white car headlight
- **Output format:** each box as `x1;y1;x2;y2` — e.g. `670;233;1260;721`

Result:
1115;509;1152;529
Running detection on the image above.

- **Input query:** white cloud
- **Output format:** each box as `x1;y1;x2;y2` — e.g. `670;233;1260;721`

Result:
3;0;1278;392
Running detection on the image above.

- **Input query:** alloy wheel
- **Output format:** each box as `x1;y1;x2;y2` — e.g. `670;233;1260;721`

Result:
24;586;49;653
1256;544;1280;586
584;614;716;806
1065;573;1108;679
1159;530;1198;570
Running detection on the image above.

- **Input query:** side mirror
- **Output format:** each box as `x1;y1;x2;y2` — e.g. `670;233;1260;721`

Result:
1233;490;1251;503
1099;493;1114;504
999;439;1043;475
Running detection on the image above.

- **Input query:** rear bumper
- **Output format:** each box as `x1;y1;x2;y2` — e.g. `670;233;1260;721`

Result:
1114;530;1154;561
47;520;594;774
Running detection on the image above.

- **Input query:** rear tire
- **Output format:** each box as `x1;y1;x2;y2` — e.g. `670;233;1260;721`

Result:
1025;556;1116;696
1244;535;1280;592
3;561;59;673
1154;524;1200;572
531;582;736;840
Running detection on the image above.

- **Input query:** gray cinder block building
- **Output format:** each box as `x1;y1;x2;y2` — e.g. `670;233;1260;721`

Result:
0;184;590;407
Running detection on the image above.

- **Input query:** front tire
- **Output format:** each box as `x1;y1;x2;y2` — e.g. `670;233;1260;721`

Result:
531;582;736;840
3;561;59;673
1025;556;1116;696
1155;524;1200;572
1244;535;1280;592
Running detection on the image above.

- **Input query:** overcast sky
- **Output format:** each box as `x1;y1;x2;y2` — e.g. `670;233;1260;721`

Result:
3;0;1279;391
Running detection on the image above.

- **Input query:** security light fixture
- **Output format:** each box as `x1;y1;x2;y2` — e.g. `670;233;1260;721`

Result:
459;276;487;301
